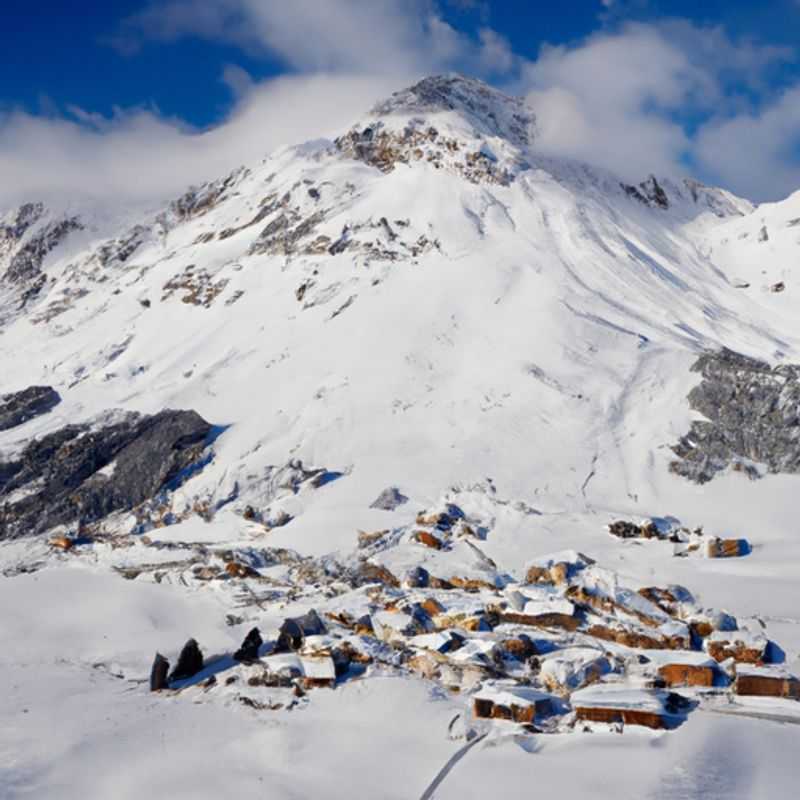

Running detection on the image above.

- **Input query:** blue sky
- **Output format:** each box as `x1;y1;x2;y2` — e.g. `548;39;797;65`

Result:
2;0;800;207
5;1;800;127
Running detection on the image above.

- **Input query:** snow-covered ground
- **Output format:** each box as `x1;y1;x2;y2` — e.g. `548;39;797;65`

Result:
1;75;799;798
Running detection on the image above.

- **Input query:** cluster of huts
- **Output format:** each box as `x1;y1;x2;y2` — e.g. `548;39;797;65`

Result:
148;506;797;733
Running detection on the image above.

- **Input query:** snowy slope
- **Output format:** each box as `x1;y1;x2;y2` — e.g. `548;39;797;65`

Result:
1;75;799;799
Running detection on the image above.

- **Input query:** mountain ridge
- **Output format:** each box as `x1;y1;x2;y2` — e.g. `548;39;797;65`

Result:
2;72;800;799
0;70;795;531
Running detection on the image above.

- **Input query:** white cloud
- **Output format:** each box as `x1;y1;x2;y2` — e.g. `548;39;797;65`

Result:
0;73;396;211
111;0;519;80
477;27;515;74
694;84;800;201
518;22;795;197
520;24;707;180
113;0;453;75
220;64;255;100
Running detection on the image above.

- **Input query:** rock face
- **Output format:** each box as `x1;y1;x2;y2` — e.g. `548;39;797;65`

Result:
671;348;800;483
0;386;61;431
233;627;263;663
168;639;204;682
0;409;212;540
335;76;534;187
372;75;535;148
622;175;670;209
0;203;45;259
335;122;516;185
277;610;327;652
369;486;409;511
150;653;170;692
161;167;248;227
5;217;83;284
0;203;84;311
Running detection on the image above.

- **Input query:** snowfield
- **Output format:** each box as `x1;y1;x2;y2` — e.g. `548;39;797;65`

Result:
1;75;799;799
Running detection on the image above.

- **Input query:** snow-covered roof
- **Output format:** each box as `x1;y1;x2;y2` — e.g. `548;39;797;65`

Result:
707;628;767;645
522;597;575;617
263;653;303;674
449;638;496;664
643;650;716;668
474;682;552;708
571;685;668;713
736;664;797;680
300;656;336;681
261;653;335;681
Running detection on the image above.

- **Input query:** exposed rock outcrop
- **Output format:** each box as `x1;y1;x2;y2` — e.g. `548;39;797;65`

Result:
234;627;264;663
334;74;535;186
3;216;83;286
94;225;149;269
335;121;517;185
372;75;535;148
169;639;204;682
671;348;800;483
0;203;45;258
150;653;170;691
0;409;212;540
160;167;249;228
162;265;230;307
369;487;406;511
249;208;327;257
622;175;670;209
0;386;61;431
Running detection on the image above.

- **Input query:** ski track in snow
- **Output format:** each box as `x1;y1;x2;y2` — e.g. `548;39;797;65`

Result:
419;733;488;800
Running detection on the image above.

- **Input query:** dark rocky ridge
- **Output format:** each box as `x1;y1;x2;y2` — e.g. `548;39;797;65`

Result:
671;348;800;483
622;175;670;209
0;386;61;431
3;216;84;286
0;203;45;256
0;409;212;540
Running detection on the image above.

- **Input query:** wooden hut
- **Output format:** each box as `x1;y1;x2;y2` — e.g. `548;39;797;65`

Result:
571;686;679;730
735;665;800;699
473;684;553;723
646;650;718;688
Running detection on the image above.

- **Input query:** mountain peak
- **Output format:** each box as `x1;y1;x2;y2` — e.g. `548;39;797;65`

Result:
370;74;535;148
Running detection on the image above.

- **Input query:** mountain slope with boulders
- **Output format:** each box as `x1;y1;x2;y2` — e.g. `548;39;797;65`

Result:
1;75;799;800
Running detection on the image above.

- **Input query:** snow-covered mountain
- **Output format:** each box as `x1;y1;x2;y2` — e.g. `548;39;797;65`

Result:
1;75;799;799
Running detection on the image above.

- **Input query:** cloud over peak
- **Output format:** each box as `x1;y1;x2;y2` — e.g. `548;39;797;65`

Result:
520;20;795;187
1;1;799;210
0;73;396;212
